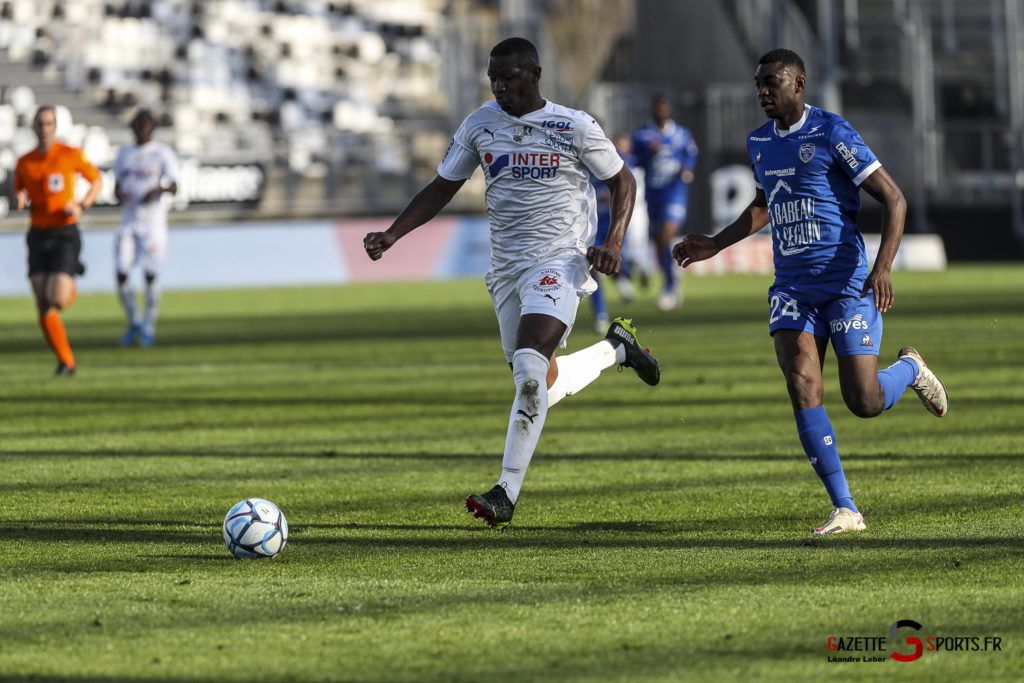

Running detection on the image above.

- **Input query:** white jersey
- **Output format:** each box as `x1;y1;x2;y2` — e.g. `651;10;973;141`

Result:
113;140;179;229
438;100;623;277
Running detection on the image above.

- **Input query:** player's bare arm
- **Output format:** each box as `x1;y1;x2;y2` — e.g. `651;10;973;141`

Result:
364;175;466;261
674;188;769;267
587;164;636;276
858;167;906;312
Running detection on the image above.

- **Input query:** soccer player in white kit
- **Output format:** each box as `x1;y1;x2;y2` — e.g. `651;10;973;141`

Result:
113;109;179;347
364;37;661;530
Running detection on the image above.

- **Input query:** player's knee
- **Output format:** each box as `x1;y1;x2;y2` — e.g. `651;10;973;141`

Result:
116;272;128;286
144;272;157;285
844;393;883;418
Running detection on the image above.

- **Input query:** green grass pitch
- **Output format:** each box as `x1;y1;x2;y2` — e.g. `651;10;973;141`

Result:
0;265;1021;681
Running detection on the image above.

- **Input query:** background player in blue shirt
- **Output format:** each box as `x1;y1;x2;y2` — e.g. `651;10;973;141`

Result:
674;49;949;534
632;94;698;311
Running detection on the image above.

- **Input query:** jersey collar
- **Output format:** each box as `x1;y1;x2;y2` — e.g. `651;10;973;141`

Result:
774;104;812;138
487;98;551;120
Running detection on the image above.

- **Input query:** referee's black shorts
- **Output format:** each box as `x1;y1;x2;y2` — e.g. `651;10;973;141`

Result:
27;225;82;276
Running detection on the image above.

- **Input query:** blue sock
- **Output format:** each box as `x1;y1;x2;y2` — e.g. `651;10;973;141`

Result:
657;245;676;292
877;357;918;411
590;282;607;321
794;406;857;512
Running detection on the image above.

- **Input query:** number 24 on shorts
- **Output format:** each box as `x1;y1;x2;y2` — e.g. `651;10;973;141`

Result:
770;294;800;323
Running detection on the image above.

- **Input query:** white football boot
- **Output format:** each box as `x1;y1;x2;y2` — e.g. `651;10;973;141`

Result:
898;347;949;417
813;507;866;535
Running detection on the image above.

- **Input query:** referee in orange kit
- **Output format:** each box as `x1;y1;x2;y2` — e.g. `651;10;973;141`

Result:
14;105;102;376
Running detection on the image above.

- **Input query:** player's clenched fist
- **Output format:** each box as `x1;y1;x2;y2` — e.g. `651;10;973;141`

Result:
587;244;622;276
673;235;718;268
364;231;395;261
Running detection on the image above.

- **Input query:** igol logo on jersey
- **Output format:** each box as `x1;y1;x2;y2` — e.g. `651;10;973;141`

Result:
540;120;574;131
799;142;816;163
483;152;560;179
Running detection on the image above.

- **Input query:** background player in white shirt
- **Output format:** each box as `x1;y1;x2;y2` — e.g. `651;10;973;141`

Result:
364;37;661;530
113;109;179;347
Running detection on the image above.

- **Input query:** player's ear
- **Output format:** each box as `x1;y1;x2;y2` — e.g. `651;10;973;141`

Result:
531;65;542;84
794;74;806;94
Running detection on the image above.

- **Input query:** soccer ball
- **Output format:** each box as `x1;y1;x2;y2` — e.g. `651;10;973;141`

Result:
222;498;289;559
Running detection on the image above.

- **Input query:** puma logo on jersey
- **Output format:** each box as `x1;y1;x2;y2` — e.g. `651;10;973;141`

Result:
516;409;539;423
483;128;495;140
544;293;560;305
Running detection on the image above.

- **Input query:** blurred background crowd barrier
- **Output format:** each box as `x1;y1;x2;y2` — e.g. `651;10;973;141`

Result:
1;0;1020;264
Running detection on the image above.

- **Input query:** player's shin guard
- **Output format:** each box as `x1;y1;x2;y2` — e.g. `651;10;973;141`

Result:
795;406;856;512
877;356;918;411
547;340;621;407
497;348;550;504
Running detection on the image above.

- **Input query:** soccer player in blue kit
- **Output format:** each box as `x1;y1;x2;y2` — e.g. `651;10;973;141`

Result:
632;94;698;311
674;49;949;534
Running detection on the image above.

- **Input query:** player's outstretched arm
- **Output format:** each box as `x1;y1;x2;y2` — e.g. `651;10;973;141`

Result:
858;167;906;312
364;175;465;261
673;189;769;267
587;165;636;276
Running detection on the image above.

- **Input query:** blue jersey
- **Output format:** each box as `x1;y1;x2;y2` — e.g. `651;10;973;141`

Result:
632;120;698;200
748;105;881;284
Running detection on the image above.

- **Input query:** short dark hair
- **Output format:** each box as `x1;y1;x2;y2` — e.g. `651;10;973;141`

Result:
490;37;539;68
132;108;155;127
758;48;806;76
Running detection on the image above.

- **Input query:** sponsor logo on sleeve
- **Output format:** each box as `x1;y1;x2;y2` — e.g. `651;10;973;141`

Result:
835;141;860;169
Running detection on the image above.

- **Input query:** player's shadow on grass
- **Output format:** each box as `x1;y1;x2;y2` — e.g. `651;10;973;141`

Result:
0;307;501;353
0;521;216;545
295;521;1024;552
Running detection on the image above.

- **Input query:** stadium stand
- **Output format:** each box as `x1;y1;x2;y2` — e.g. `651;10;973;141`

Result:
0;0;1020;255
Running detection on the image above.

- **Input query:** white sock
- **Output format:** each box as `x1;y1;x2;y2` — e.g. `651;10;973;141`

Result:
118;280;138;325
548;339;625;407
496;348;550;504
144;279;162;335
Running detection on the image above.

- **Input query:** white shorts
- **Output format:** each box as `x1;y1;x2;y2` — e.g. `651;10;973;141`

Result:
485;254;597;362
115;221;167;276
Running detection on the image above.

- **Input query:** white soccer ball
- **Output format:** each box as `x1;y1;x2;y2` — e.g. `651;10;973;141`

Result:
223;498;289;559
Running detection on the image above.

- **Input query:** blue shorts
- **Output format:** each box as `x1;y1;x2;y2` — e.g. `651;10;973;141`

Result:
767;279;882;357
645;184;687;226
